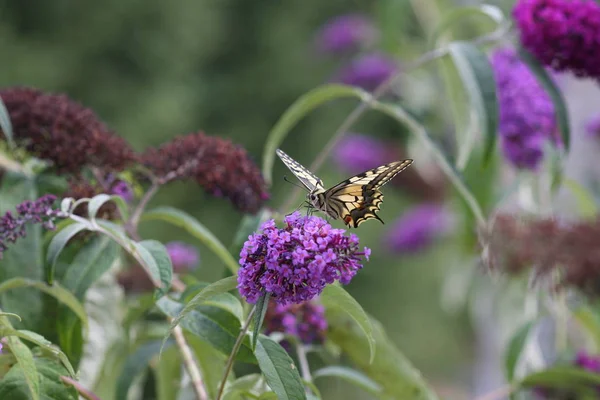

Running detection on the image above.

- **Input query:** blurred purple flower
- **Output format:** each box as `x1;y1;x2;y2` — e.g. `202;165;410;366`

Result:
514;0;600;80
166;242;200;272
491;48;558;170
1;195;61;259
264;300;327;347
315;14;377;55
333;133;396;174
335;53;398;91
575;351;600;373
585;114;600;138
386;203;450;253
237;211;370;305
110;180;134;203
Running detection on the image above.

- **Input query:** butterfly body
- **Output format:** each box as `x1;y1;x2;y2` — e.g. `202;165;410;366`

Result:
276;148;413;228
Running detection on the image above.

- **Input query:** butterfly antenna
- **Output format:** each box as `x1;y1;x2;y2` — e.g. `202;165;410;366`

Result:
283;175;307;191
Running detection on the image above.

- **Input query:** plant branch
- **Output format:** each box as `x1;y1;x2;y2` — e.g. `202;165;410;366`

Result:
296;343;312;383
60;376;101;400
126;182;159;240
172;324;208;400
216;307;256;400
279;21;509;214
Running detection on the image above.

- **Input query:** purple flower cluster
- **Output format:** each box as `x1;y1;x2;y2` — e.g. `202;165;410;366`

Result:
166;242;200;272
0;195;60;258
237;212;370;305
386;203;450;254
264;300;328;346
332;133;396;174
315;14;377;55
491;48;558;170
335;52;398;91
513;0;600;80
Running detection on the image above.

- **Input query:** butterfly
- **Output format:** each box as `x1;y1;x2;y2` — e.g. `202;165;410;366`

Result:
276;148;413;228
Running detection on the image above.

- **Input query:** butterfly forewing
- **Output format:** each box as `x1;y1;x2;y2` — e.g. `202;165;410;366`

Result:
276;149;325;192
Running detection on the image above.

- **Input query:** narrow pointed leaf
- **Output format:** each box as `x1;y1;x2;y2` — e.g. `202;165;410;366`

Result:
252;293;270;350
447;41;498;166
262;84;368;185
0;95;14;146
320;284;375;363
517;47;570;151
45;222;89;284
313;366;382;396
5;336;39;400
254;335;306;400
505;320;536;382
137;240;173;297
142;206;240;274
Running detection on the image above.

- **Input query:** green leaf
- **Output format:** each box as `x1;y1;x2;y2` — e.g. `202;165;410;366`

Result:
0;177;44;330
4;336;40;400
45;222;89;284
142;206;240;274
262;84;368;185
137;240;173;297
86;193;129;222
517;47;570;151
155;345;182;400
157;297;255;363
3;329;76;378
230;209;272;253
163;276;238;348
320;285;375;363
222;374;262;400
563;179;597;220
326;309;439;400
0;278;88;331
574;305;600;351
313;366;382;396
371;99;485;225
447;41;498;166
254;335;306;400
252;293;270;351
57;236;119;364
0;358;78;400
60;235;120;300
115;340;172;400
185;333;229;399
430;4;506;45
519;366;600;392
182;283;244;323
0;95;14;147
505;320;535;382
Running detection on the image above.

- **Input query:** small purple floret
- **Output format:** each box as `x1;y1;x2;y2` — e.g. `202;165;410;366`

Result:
237;211;370;305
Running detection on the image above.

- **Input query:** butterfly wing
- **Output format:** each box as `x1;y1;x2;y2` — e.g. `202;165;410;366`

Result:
276;149;325;192
324;159;413;228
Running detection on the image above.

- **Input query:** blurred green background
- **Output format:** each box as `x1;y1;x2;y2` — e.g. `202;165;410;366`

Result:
0;0;507;397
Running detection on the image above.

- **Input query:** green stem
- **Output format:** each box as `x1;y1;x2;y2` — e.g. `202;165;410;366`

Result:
216;307;256;400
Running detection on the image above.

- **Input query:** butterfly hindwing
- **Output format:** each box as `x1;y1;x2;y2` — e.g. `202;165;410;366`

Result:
276;149;325;192
325;160;413;228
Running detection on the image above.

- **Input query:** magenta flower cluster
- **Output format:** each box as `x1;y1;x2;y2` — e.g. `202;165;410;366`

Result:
514;0;600;80
265;300;328;346
0;195;60;258
315;14;377;55
491;48;558;170
165;242;200;272
386;203;450;254
237;212;370;305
